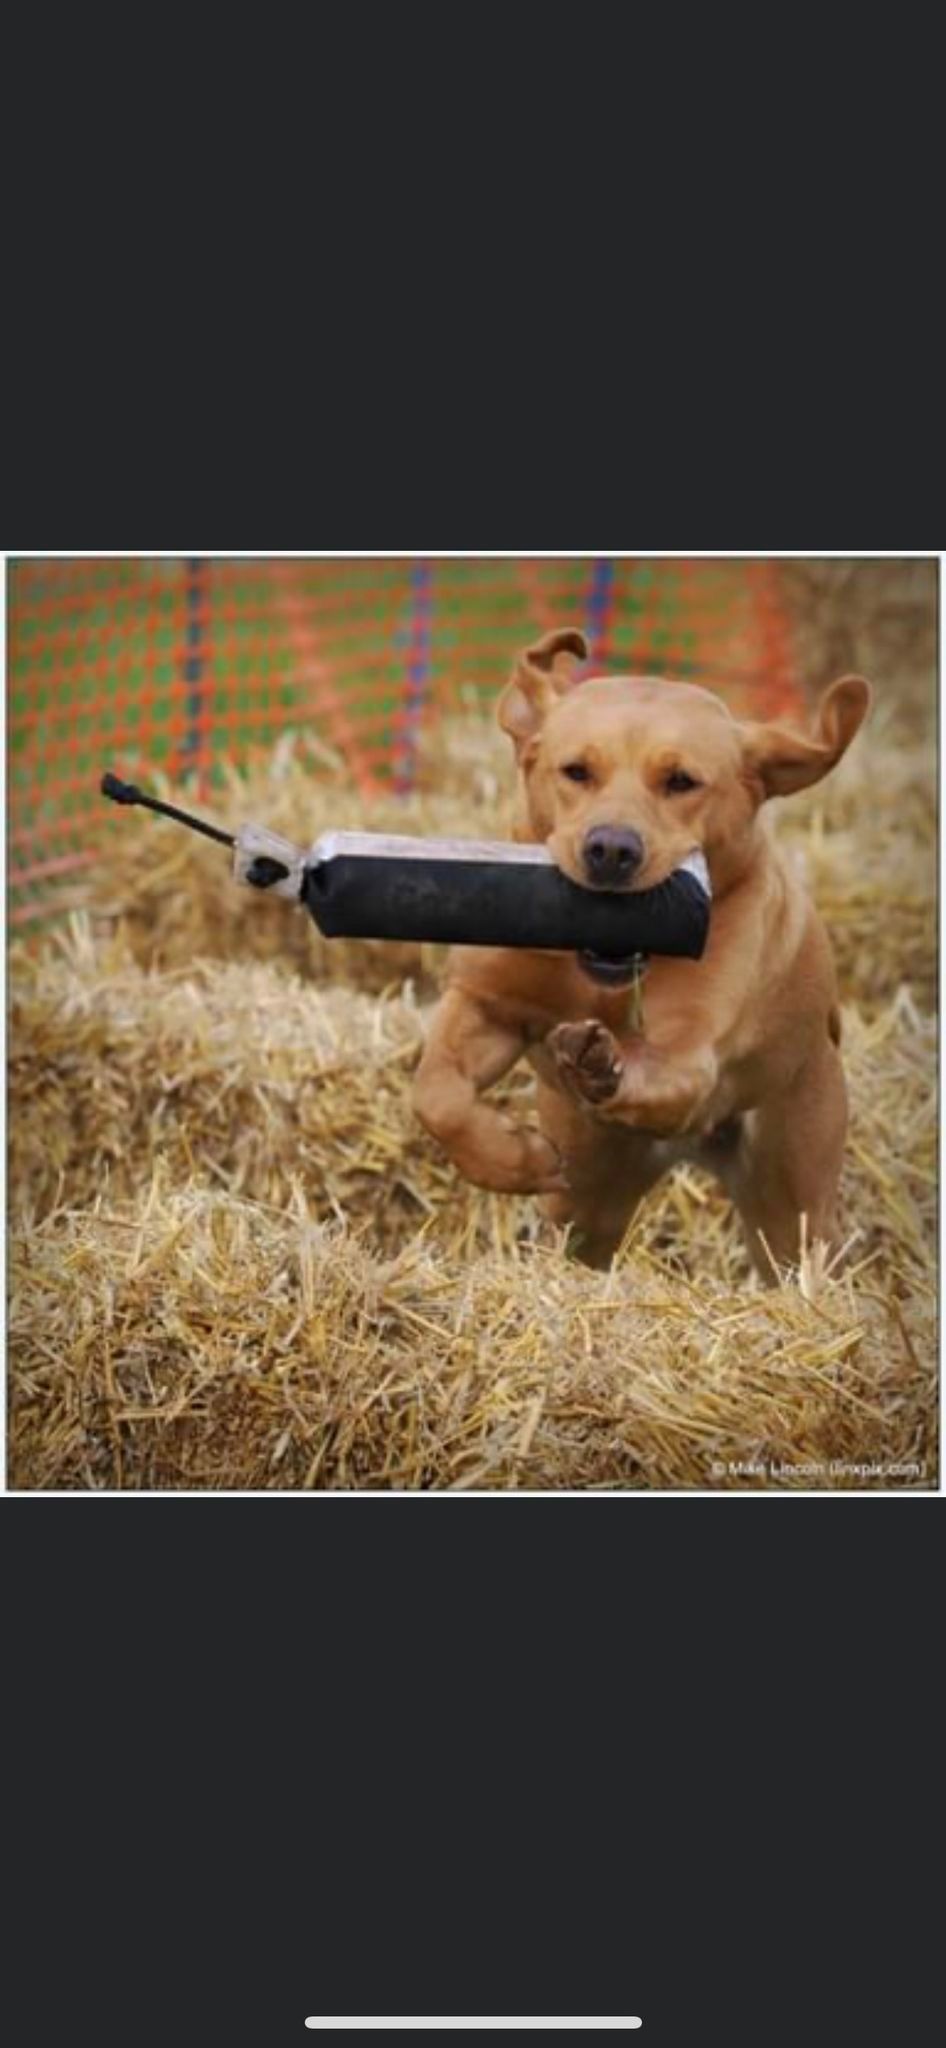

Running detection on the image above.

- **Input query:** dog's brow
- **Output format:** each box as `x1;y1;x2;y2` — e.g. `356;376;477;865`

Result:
650;745;699;773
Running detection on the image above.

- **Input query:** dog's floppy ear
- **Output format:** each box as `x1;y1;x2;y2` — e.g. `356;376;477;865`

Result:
742;675;872;799
498;628;589;752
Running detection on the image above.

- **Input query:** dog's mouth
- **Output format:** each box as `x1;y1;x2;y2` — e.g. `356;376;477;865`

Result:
576;949;643;988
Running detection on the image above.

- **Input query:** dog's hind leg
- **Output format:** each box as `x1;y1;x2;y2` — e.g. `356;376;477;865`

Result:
724;1044;848;1283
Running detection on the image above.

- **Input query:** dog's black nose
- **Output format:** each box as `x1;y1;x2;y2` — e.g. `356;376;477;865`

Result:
583;825;645;887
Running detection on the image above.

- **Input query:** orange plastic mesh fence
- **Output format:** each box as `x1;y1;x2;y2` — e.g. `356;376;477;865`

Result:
8;557;800;926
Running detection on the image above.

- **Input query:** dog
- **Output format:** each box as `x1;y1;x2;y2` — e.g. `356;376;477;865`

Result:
413;628;871;1276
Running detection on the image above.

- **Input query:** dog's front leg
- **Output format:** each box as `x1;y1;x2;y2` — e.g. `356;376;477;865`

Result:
415;988;568;1193
549;1020;718;1135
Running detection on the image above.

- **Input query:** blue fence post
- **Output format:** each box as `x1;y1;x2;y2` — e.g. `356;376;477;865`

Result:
182;556;209;784
395;559;433;792
585;557;615;667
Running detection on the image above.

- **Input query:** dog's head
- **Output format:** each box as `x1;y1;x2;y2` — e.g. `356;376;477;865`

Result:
499;628;871;896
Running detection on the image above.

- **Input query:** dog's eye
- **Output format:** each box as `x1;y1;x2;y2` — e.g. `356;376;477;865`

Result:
664;770;701;794
561;762;593;784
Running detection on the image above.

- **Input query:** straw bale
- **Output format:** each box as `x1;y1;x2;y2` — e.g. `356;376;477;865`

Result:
8;1179;935;1491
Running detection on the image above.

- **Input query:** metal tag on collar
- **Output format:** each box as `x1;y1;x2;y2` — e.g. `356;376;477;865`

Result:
626;952;649;1034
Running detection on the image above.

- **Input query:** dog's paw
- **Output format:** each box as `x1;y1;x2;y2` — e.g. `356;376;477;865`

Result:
520;1130;573;1196
459;1124;569;1196
548;1020;623;1104
490;1126;571;1195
